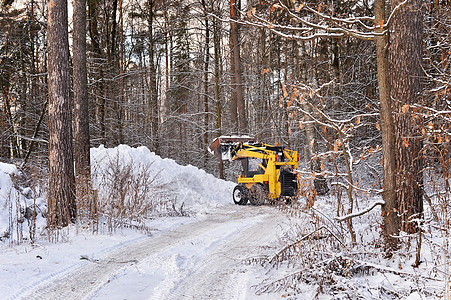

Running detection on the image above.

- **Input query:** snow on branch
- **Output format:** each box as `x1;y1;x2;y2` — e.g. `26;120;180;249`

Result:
213;0;380;42
16;135;48;144
385;0;409;28
276;0;376;41
330;180;383;195
335;199;385;222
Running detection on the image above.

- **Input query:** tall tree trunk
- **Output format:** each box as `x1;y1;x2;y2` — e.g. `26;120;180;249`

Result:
47;0;76;227
109;0;119;145
390;0;424;234
88;0;106;144
213;9;224;179
73;0;91;179
147;0;160;155
375;0;400;253
201;0;210;169
229;0;238;132
0;103;6;159
73;0;94;219
118;0;124;144
230;0;246;133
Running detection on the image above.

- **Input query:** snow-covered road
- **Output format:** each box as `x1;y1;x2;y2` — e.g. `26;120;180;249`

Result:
17;205;288;300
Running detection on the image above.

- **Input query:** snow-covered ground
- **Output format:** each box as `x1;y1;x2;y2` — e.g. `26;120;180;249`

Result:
0;145;449;299
0;145;286;299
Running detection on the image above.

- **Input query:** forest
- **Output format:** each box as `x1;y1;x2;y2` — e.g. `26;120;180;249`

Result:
0;0;450;288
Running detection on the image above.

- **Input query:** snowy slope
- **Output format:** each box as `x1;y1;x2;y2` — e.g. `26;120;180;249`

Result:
91;145;235;215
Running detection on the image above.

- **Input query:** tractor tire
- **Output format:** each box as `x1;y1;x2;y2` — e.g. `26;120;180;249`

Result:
233;184;248;205
249;184;266;206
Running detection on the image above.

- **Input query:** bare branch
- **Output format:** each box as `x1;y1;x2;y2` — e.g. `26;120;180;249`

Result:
385;0;409;28
335;200;385;222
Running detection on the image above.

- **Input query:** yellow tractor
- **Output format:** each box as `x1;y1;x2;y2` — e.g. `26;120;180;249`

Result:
209;136;300;205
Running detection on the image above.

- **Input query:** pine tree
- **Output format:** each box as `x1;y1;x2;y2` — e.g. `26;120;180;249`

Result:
47;0;76;227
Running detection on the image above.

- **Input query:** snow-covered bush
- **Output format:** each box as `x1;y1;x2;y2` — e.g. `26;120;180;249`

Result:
248;190;448;299
0;162;46;245
91;146;177;232
90;145;234;233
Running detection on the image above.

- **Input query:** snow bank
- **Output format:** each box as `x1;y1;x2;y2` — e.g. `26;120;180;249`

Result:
0;144;234;242
0;162;46;242
0;163;18;238
91;145;235;215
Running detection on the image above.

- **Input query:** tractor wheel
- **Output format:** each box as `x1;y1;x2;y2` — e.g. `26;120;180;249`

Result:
249;184;266;206
233;185;248;205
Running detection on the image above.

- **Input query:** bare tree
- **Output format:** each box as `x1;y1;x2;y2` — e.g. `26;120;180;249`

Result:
47;0;76;227
238;0;409;253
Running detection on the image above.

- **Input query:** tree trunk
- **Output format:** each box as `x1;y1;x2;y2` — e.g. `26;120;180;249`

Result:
390;0;424;234
201;0;210;169
88;0;106;145
213;8;224;179
73;0;95;219
47;0;76;227
229;0;238;132
230;0;246;133
73;0;91;179
375;0;400;253
147;0;160;155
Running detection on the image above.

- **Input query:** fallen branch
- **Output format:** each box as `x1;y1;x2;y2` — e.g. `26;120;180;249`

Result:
335;200;385;222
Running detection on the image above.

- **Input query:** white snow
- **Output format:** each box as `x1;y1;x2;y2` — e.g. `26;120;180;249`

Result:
0;144;448;299
91;145;235;215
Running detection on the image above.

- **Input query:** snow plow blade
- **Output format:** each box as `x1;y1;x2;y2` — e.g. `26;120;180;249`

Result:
209;136;256;161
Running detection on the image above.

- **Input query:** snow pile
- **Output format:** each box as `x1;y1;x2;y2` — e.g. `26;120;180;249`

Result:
91;145;235;216
0;162;46;242
0;162;18;239
0;144;234;243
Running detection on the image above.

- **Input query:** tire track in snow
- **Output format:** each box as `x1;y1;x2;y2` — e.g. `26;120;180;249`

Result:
166;206;287;300
16;205;287;300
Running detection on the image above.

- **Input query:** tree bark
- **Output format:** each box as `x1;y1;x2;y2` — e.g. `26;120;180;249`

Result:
88;0;106;144
230;0;246;133
47;0;76;227
147;0;160;155
229;0;238;132
213;7;224;179
390;0;424;234
201;0;210;169
375;0;400;253
73;0;95;219
73;0;91;180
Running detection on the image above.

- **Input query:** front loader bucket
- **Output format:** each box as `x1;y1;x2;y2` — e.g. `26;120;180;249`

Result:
208;136;256;161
